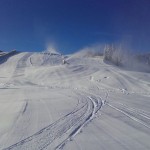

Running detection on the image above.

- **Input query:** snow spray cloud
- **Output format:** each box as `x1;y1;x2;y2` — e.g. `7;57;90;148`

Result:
104;43;150;72
123;52;150;72
72;42;150;72
45;41;60;55
72;43;105;58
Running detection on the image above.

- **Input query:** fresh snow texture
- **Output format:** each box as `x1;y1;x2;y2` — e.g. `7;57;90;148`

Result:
0;52;150;150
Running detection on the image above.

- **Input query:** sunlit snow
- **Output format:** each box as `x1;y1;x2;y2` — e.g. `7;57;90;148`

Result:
0;51;150;150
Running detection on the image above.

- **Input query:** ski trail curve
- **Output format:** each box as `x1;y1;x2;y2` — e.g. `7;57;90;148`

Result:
3;94;103;150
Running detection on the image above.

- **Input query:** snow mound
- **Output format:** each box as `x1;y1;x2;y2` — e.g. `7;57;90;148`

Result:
29;52;63;66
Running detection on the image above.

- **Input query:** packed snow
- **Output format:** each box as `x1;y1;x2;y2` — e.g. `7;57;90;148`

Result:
0;51;150;150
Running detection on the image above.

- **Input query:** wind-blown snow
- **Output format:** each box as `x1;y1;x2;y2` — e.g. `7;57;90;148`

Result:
0;51;150;150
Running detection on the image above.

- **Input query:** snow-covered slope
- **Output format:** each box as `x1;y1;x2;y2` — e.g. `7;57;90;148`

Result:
0;52;150;150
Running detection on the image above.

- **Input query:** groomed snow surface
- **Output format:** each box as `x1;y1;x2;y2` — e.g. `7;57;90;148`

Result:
0;52;150;150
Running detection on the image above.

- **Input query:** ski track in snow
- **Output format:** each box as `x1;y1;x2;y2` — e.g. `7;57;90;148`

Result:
107;102;150;129
3;94;103;150
13;53;34;77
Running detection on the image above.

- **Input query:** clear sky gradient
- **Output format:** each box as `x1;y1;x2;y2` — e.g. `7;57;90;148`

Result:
0;0;150;54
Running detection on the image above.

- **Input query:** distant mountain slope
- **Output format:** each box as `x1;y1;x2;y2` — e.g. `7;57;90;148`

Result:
0;50;19;64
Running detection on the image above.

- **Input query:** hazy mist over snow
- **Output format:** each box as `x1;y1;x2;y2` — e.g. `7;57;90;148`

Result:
70;42;150;72
71;44;104;58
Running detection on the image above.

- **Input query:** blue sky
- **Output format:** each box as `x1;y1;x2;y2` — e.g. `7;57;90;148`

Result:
0;0;150;54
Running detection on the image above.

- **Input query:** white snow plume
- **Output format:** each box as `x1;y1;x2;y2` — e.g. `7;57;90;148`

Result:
45;42;60;55
72;44;104;58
